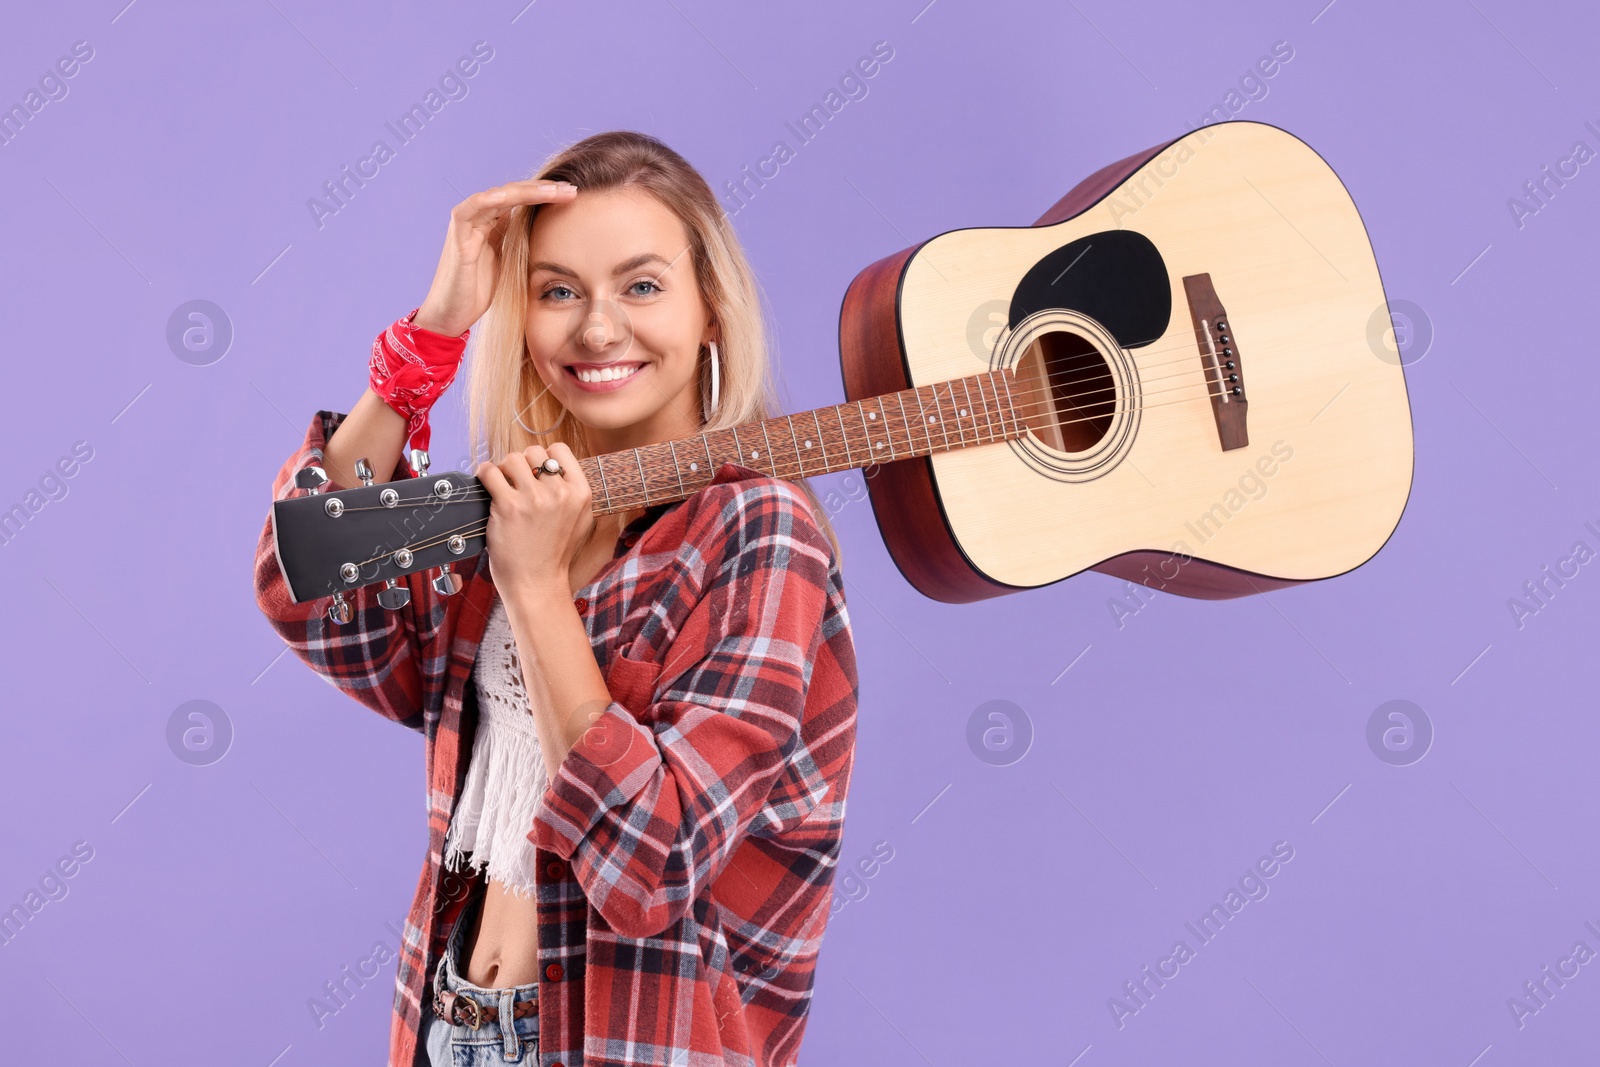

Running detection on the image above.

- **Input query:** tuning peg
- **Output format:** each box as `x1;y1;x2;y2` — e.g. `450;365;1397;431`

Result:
354;457;375;487
326;590;352;625
295;465;330;494
430;563;462;597
376;578;411;610
409;448;430;477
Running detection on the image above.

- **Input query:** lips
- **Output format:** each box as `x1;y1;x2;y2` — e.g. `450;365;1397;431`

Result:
564;360;646;390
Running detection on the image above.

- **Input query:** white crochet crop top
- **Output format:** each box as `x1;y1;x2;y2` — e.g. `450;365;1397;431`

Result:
441;593;549;898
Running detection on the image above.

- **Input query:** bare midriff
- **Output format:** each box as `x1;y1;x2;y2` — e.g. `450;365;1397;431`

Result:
457;509;640;990
460;877;544;987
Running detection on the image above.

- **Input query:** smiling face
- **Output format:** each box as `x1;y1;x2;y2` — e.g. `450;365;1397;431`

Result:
523;186;717;455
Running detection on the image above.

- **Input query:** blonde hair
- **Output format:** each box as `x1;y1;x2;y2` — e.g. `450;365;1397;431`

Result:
463;130;843;564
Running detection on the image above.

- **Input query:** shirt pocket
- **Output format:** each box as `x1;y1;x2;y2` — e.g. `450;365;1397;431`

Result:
604;643;661;722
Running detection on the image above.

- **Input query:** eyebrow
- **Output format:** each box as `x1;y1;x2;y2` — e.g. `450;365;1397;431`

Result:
529;252;673;279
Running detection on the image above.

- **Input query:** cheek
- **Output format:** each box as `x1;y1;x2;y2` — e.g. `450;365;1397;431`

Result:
634;322;700;378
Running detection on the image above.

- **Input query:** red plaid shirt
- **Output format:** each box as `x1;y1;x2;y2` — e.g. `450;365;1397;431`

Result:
252;410;859;1067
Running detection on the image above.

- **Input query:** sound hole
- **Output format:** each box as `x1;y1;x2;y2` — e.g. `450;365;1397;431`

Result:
1014;329;1117;453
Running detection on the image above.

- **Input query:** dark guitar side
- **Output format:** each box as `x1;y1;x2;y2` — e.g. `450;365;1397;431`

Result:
837;135;1303;602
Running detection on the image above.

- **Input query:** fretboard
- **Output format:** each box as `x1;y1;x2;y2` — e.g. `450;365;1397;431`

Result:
581;367;1024;516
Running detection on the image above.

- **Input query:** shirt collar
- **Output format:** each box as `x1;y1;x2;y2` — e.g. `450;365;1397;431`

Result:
610;462;763;558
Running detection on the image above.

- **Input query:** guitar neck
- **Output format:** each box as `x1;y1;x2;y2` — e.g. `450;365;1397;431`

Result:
580;367;1026;516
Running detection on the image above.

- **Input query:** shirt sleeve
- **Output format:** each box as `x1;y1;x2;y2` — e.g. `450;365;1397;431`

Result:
529;475;837;939
252;409;455;733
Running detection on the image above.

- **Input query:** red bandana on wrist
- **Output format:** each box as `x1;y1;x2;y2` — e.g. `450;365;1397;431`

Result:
368;308;469;473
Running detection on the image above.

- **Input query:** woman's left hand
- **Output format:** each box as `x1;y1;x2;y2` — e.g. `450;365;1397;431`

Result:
476;443;594;600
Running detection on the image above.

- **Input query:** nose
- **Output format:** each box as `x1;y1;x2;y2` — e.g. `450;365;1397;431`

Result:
580;306;626;351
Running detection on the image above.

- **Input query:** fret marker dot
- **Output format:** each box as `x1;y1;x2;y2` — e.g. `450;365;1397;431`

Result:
803;440;812;448
959;409;967;416
752;450;759;458
868;411;876;419
875;441;884;449
928;416;938;423
689;462;698;471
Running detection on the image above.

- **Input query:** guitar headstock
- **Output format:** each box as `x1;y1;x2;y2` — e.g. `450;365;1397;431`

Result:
270;450;488;614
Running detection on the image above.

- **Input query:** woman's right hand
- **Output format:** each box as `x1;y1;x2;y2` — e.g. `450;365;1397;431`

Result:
411;179;579;337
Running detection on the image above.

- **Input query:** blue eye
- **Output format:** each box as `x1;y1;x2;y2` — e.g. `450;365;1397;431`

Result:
629;279;662;296
540;284;574;301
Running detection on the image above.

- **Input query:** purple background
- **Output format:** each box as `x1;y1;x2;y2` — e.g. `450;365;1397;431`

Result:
2;0;1596;1063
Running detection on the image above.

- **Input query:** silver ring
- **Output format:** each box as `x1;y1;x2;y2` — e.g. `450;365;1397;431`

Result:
539;457;563;477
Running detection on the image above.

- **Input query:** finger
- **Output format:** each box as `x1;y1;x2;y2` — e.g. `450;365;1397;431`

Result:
499;449;538;491
546;442;580;480
521;445;550;477
453;181;574;236
476;459;513;499
487;179;578;211
546;443;591;500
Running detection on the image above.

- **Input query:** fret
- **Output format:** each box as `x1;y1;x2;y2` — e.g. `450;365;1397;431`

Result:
855;400;882;463
667;439;685;496
759;420;777;476
895;392;916;457
978;373;996;440
632;448;650;505
998;370;1020;438
932;384;952;452
594;454;613;510
701;432;715;475
811;409;829;470
785;415;805;477
979;374;1001;444
833;405;855;467
915;388;932;455
876;396;894;461
960;377;985;445
944;381;968;450
911;386;931;456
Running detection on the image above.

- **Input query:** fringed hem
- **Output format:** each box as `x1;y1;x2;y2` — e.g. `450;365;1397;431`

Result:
442;702;550;899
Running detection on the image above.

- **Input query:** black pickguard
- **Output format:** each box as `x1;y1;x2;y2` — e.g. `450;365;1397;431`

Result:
1008;230;1171;348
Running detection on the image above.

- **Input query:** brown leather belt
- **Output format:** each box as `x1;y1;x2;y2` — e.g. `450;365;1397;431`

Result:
433;988;538;1030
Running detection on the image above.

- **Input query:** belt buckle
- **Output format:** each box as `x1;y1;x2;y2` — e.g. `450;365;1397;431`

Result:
456;992;485;1030
435;989;485;1031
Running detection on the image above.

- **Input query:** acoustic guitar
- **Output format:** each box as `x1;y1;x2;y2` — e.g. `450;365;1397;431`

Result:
271;120;1412;621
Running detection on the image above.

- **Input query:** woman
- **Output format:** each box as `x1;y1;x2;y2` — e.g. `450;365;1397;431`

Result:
252;130;859;1067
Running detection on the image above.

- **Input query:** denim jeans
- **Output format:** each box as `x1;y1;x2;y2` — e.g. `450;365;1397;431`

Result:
421;880;540;1065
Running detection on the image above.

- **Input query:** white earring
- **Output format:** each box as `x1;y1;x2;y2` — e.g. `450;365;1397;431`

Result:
706;341;720;420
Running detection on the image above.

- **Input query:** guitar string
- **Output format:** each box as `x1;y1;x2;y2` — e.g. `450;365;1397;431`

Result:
339;382;1233;569
333;369;1230;524
330;370;1227;516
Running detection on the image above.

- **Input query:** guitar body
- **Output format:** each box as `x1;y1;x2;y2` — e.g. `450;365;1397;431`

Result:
839;120;1414;602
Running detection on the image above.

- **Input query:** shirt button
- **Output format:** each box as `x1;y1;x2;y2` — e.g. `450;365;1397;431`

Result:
573;597;588;612
545;963;564;982
545;860;564;879
622;532;639;547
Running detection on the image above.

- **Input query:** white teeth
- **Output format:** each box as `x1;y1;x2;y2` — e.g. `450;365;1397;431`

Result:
575;364;641;384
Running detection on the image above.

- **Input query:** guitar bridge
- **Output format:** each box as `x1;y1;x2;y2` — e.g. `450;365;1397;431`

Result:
1182;273;1247;451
